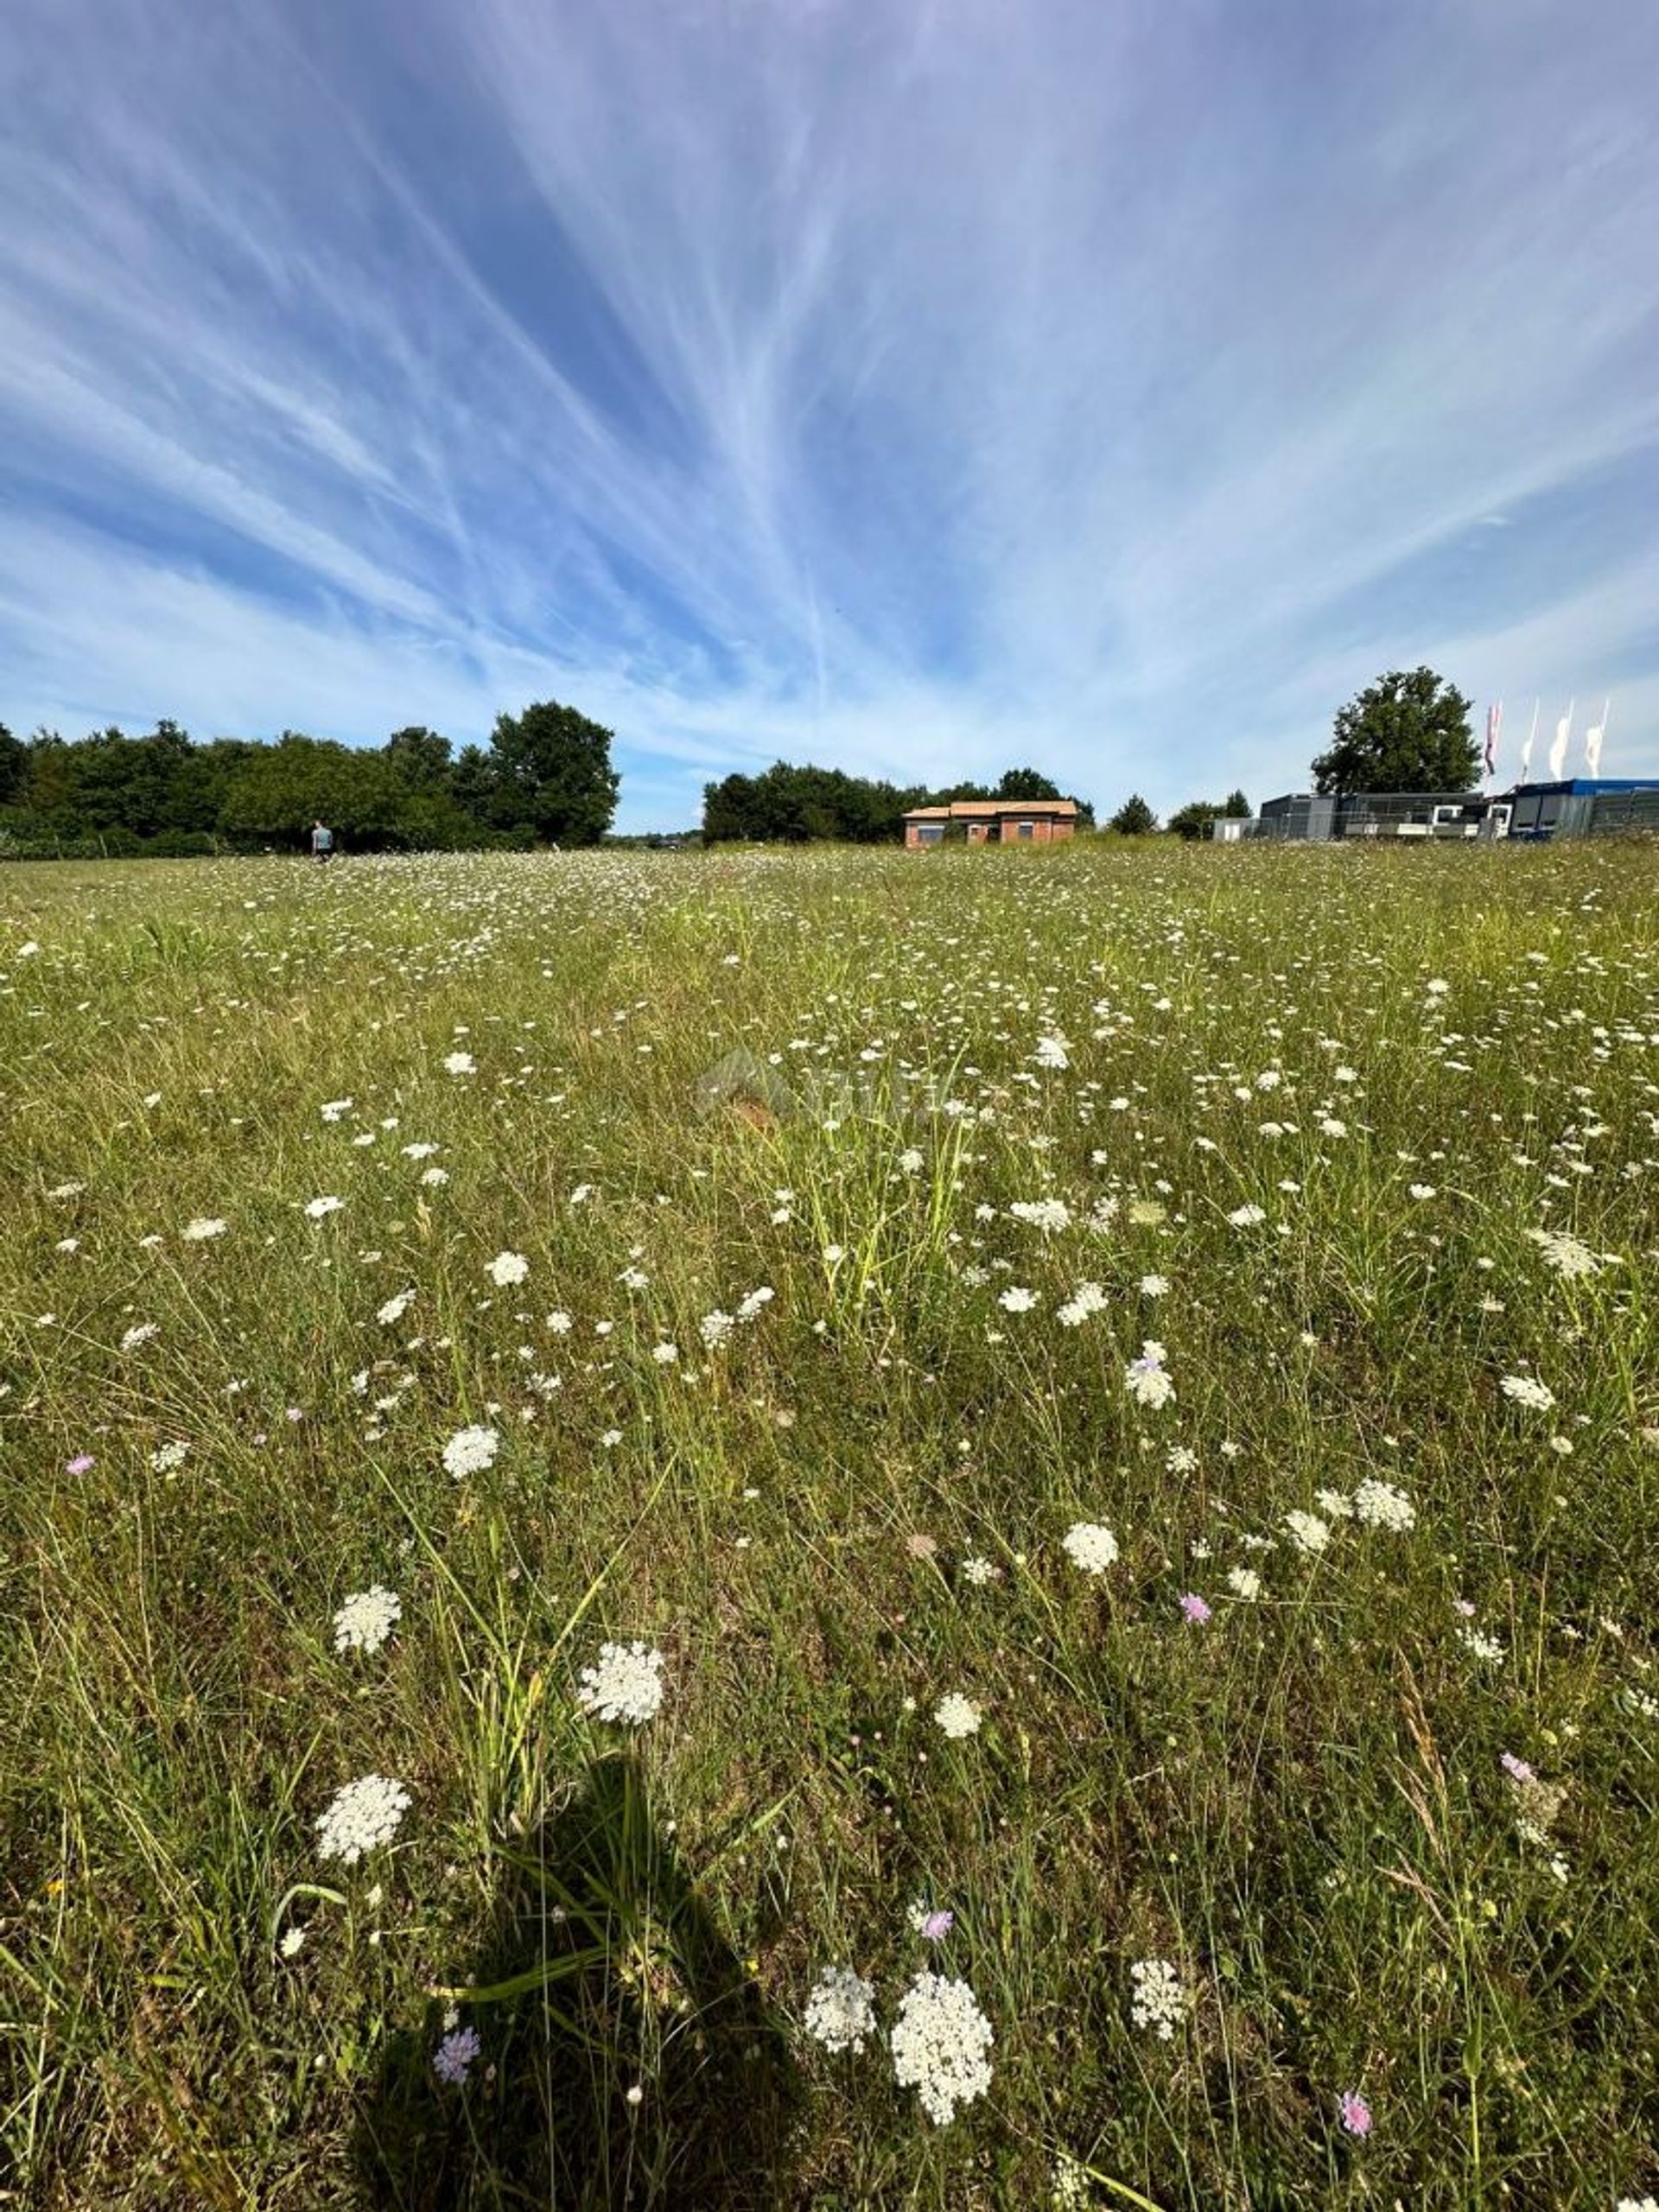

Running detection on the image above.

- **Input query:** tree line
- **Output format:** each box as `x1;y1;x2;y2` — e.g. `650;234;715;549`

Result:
702;763;1095;842
0;702;619;859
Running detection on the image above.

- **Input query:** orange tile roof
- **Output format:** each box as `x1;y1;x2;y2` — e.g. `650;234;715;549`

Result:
901;798;1078;820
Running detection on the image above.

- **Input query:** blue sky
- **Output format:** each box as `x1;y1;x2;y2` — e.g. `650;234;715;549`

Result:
3;0;1656;828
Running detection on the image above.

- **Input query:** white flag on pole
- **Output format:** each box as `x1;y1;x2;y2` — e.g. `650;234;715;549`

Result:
1548;700;1573;779
1518;699;1539;780
1584;698;1609;777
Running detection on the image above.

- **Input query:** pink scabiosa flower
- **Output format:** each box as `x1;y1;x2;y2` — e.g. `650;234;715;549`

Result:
66;1453;95;1474
1339;2089;1372;2137
1500;1752;1536;1783
1179;1592;1212;1624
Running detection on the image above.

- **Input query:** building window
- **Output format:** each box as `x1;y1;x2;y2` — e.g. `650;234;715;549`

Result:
914;823;944;844
1015;820;1035;839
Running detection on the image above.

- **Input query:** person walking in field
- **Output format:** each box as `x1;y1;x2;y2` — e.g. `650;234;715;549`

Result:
310;819;334;862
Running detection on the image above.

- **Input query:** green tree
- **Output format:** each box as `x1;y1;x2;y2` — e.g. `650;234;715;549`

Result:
1166;800;1221;842
0;723;25;807
1109;792;1156;835
995;766;1062;801
384;725;454;790
488;700;619;843
1222;789;1250;817
1313;669;1476;795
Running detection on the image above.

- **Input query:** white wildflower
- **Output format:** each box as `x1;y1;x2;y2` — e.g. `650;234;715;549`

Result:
1033;1035;1070;1070
890;1972;994;2124
577;1641;665;1726
443;1052;476;1076
1128;1957;1186;2040
304;1195;344;1219
804;1965;877;2055
321;1099;354;1122
1063;1522;1120;1574
1057;1281;1109;1326
1226;1566;1262;1600
1352;1478;1415;1531
486;1250;530;1287
315;1773;411;1865
1227;1204;1267;1228
997;1286;1039;1313
181;1217;228;1242
333;1585;402;1656
1010;1198;1073;1233
120;1323;159;1353
442;1425;499;1478
1125;1341;1174;1408
150;1440;188;1472
1283;1510;1332;1555
1500;1373;1556;1411
378;1288;416;1325
934;1692;982;1739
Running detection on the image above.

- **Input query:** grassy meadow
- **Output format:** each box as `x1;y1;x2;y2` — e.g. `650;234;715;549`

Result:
2;838;1656;2210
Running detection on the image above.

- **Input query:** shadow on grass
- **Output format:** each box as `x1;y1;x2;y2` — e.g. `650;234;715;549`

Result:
353;1753;802;2210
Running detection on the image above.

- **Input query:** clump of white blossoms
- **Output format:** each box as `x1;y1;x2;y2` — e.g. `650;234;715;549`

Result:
1057;1281;1109;1327
1527;1227;1604;1280
804;1965;877;2055
1010;1198;1073;1233
1227;1203;1267;1228
150;1440;189;1472
442;1051;476;1076
1128;1957;1187;2040
442;1425;499;1478
1352;1478;1415;1532
1063;1522;1120;1574
120;1323;159;1353
320;1098;354;1122
181;1217;227;1242
1226;1566;1262;1601
333;1585;402;1656
577;1641;665;1726
304;1195;345;1219
315;1773;412;1865
1283;1510;1332;1555
934;1692;982;1739
378;1287;416;1326
1033;1035;1070;1070
1125;1342;1175;1409
485;1251;530;1287
1500;1373;1556;1412
890;1971;994;2124
997;1286;1039;1313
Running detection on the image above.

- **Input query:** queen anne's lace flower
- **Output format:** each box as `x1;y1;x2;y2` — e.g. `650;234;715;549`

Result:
486;1251;529;1287
1063;1522;1120;1573
1125;1342;1175;1408
577;1641;664;1726
442;1426;499;1478
1010;1198;1072;1233
1500;1373;1555;1411
1128;1956;1186;2039
181;1217;227;1242
333;1585;402;1656
315;1773;411;1864
890;1972;993;2123
1352;1478;1415;1531
1283;1510;1331;1554
933;1692;982;1739
804;1965;876;2054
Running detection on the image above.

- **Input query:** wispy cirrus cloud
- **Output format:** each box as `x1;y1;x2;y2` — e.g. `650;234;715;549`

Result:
3;0;1656;824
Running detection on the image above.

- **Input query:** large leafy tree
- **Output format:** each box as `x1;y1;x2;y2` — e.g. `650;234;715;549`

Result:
488;700;620;843
1109;792;1156;835
1313;669;1477;795
0;722;26;806
383;725;454;791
